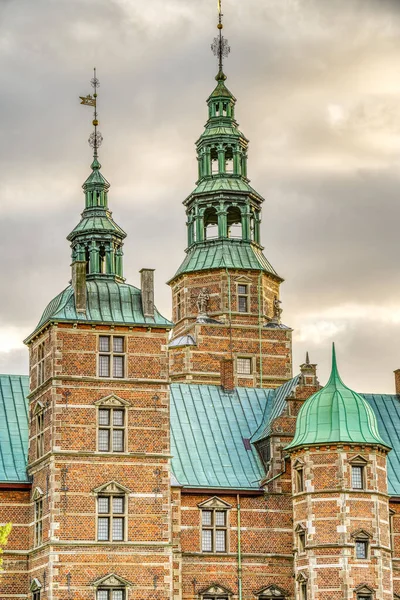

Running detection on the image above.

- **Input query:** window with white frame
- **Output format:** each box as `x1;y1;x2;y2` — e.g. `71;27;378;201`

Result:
97;493;126;542
237;357;252;375
237;284;249;313
98;336;125;378
351;465;364;489
34;496;43;547
355;539;368;559
201;509;228;553
98;407;126;452
97;590;125;600
37;342;45;386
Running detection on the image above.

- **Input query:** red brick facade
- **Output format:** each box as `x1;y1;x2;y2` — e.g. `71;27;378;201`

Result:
169;269;292;388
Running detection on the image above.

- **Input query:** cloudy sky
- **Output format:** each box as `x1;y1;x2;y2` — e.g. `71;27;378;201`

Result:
1;0;400;392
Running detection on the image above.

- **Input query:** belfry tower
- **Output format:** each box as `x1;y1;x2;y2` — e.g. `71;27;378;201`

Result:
168;4;292;388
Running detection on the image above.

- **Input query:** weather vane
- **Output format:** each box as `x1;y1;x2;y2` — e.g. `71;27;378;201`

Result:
211;0;230;73
79;68;103;158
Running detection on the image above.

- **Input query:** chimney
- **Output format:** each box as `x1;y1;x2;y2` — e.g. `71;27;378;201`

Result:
140;269;155;318
221;357;235;392
394;369;400;395
299;352;319;387
71;261;87;313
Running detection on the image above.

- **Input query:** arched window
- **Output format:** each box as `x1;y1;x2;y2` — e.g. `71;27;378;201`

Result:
99;245;106;274
225;147;234;173
227;206;242;239
204;207;218;240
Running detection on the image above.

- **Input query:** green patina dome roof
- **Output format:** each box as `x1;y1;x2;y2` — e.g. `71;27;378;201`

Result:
25;279;173;342
286;345;390;450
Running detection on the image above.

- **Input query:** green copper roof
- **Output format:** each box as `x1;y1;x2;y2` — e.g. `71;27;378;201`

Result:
3;377;400;494
68;209;126;238
286;346;389;450
171;240;282;281
170;383;274;489
188;176;262;200
0;375;29;482
29;279;172;339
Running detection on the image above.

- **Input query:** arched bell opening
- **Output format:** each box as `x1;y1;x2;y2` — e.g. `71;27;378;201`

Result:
204;207;219;240
225;146;234;174
210;147;219;175
227;206;242;239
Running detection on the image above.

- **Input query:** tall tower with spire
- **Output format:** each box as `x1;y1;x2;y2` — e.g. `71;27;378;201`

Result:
168;3;292;388
23;71;174;599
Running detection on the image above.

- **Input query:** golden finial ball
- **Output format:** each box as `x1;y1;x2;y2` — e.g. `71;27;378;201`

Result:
217;23;223;29
93;119;99;126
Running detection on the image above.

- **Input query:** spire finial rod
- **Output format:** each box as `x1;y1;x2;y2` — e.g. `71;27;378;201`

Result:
80;68;103;163
211;0;230;75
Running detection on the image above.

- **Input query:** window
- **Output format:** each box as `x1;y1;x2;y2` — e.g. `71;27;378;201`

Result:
237;357;252;375
355;539;368;559
296;468;304;493
237;284;248;313
300;583;307;600
98;407;126;452
36;409;44;459
99;336;125;378
176;290;183;321
298;529;306;553
34;497;43;547
352;465;364;489
357;596;372;600
37;342;45;386
201;509;228;553
97;494;126;542
97;590;125;600
257;439;271;469
33;592;41;600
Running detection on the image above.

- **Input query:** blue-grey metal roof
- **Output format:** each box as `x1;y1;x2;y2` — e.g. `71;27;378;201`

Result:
0;375;29;482
251;375;300;442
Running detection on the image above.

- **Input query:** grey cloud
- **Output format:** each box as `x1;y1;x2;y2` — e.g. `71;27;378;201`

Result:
1;0;400;392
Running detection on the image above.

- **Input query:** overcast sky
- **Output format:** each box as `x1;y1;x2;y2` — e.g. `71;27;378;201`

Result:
1;0;400;392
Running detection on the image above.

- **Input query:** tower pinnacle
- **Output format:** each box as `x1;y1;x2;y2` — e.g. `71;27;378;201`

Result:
211;0;230;77
79;68;103;162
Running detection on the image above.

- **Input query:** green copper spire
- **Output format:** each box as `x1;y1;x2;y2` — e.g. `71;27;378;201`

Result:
171;6;280;282
286;345;389;450
68;70;126;281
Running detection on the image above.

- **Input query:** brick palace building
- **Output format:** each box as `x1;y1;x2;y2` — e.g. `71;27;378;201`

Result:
1;14;400;600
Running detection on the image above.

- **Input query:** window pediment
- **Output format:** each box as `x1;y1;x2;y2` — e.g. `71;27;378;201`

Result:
293;459;304;470
94;394;130;407
32;487;44;501
34;401;44;414
354;583;374;594
198;584;233;597
351;529;372;540
295;523;306;533
198;496;232;510
30;578;42;591
254;584;288;597
296;572;308;583
93;481;131;495
93;573;132;588
234;275;252;284
349;454;368;465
